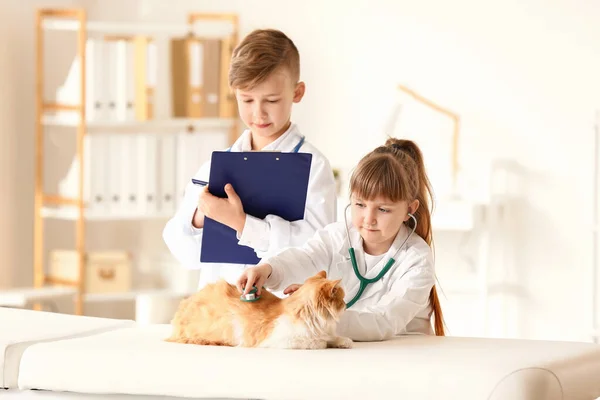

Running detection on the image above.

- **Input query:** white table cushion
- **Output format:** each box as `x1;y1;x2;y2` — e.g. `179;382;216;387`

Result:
1;307;133;389
17;323;600;400
1;389;216;399
0;287;76;308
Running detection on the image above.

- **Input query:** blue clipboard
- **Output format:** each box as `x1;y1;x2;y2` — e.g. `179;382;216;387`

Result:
200;151;313;265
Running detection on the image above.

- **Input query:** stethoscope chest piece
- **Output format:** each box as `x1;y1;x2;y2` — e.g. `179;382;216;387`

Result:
240;286;261;302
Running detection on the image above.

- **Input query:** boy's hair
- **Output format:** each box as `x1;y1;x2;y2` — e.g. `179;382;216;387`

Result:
349;138;446;336
228;29;300;90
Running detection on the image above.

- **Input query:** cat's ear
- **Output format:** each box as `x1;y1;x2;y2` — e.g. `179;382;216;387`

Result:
316;270;327;279
330;279;342;295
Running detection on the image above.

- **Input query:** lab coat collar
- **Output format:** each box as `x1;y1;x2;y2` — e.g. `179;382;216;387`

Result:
230;123;302;152
336;223;362;258
336;223;411;302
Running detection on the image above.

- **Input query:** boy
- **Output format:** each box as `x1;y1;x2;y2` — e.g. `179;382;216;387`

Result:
163;29;337;289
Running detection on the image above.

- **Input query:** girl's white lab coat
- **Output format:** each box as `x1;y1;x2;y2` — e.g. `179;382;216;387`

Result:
263;221;436;341
162;124;337;289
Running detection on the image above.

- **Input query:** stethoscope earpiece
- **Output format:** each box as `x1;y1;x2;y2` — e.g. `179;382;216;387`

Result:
407;212;417;228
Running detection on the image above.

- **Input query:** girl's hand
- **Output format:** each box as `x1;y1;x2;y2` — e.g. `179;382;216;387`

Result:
283;284;302;295
237;264;272;296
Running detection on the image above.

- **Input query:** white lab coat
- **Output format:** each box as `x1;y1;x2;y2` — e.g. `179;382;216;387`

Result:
263;221;436;341
162;123;337;289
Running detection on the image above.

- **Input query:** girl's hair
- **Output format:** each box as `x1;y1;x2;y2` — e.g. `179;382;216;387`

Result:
349;138;445;336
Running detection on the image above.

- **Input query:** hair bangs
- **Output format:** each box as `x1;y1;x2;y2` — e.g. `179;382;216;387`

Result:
350;155;409;203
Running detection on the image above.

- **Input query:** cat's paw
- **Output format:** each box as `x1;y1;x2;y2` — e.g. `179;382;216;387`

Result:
328;336;353;349
285;338;328;350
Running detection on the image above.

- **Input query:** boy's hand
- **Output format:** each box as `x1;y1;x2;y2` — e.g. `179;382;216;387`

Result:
192;208;205;229
283;284;301;295
237;264;272;296
198;184;246;234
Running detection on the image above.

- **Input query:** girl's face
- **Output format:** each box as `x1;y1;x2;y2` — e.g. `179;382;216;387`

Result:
350;194;418;255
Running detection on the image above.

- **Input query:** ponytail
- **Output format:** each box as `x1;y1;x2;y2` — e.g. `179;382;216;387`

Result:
384;138;446;336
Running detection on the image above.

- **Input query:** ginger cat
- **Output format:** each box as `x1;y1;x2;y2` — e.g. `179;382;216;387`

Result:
167;271;353;349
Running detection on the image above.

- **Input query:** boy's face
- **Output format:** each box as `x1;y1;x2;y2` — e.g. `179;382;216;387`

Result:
235;67;305;148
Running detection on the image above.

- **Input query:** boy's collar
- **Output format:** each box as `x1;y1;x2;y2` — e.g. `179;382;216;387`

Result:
234;123;300;152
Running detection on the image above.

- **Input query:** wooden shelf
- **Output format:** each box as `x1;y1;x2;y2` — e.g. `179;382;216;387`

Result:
41;206;173;221
432;214;474;232
433;277;480;295
0;287;192;307
431;199;478;232
42;114;236;132
42;18;235;38
84;288;193;303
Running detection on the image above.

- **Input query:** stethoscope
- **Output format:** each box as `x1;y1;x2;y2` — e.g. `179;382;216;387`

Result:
226;135;305;153
343;203;417;308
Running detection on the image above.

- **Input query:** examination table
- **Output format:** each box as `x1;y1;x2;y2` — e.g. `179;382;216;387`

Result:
2;307;600;399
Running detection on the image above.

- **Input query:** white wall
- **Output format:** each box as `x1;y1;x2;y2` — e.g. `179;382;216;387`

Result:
3;0;600;340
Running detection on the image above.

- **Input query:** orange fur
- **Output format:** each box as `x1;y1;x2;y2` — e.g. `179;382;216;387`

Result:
167;271;350;349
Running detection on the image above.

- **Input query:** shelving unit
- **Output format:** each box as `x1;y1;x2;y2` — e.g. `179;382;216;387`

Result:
30;8;240;316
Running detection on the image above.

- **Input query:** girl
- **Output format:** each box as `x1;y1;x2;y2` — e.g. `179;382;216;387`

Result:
237;138;444;341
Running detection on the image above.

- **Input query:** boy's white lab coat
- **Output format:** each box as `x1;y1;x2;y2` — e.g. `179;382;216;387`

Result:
263;221;436;341
162;124;337;289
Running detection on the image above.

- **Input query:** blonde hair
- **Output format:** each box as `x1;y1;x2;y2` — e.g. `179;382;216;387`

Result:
349;138;445;336
229;29;300;90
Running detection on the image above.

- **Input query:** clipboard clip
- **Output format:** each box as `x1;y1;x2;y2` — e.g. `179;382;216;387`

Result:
191;178;208;186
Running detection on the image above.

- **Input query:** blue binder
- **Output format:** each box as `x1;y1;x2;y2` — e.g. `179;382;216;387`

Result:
200;151;313;265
